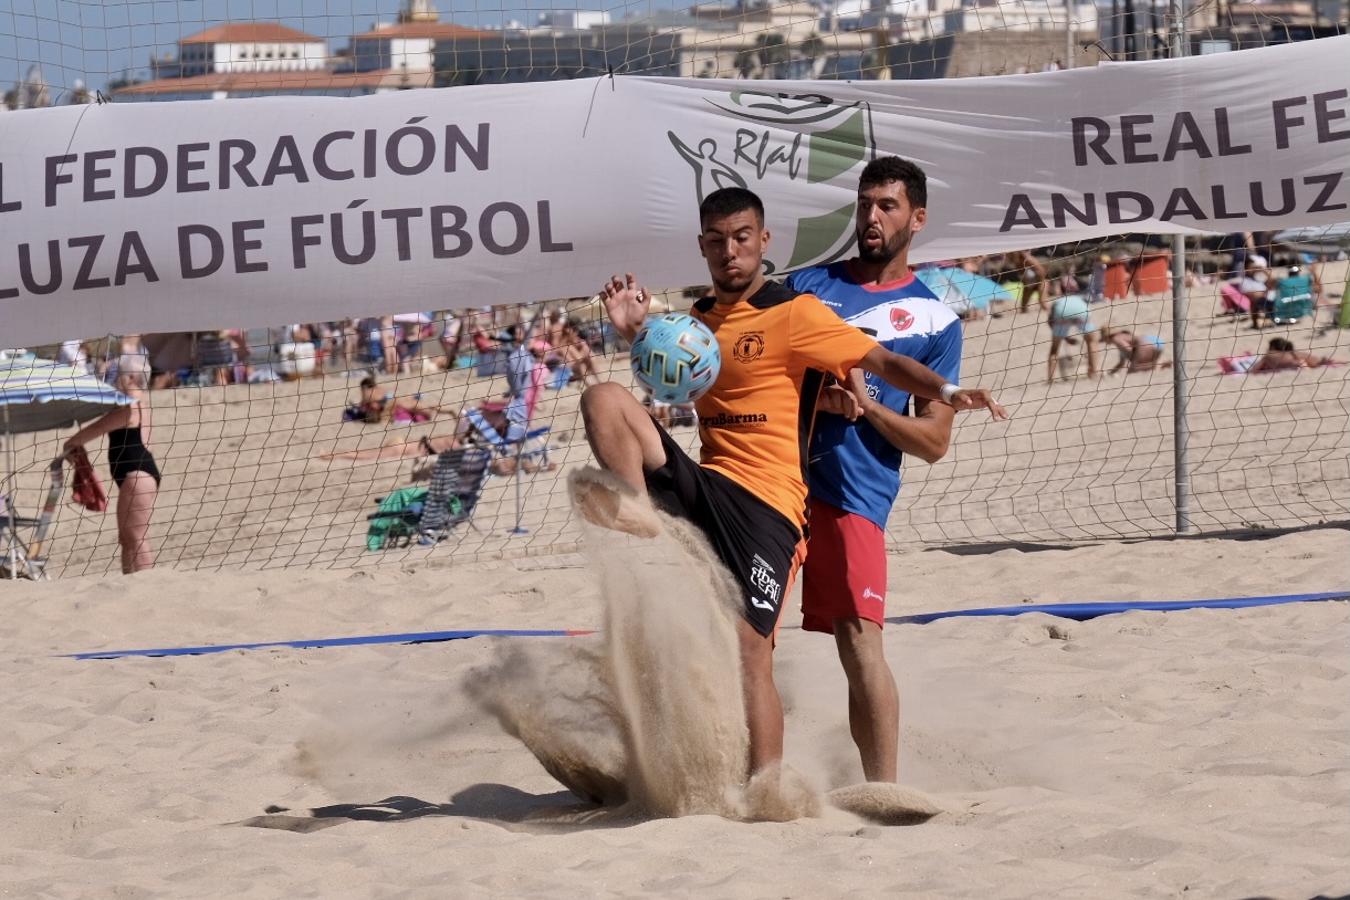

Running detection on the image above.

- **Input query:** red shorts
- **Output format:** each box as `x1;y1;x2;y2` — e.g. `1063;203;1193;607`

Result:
801;498;887;634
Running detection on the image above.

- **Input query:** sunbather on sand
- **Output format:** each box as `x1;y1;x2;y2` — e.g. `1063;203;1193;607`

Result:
343;376;454;424
1248;337;1339;373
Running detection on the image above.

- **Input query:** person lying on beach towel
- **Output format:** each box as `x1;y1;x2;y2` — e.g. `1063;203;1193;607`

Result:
1219;339;1341;374
341;376;453;424
1248;338;1340;373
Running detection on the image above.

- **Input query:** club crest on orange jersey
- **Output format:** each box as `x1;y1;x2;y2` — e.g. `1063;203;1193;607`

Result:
733;332;766;362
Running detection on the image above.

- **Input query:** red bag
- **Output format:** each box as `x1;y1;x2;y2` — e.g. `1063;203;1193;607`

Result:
68;446;108;513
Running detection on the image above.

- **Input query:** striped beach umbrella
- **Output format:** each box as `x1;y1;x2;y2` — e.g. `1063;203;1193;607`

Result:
0;357;131;434
0;358;129;579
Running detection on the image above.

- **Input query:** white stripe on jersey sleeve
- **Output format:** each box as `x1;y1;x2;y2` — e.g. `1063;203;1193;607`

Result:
844;297;960;339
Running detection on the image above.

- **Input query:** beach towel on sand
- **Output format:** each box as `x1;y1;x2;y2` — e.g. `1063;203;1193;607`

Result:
366;486;428;551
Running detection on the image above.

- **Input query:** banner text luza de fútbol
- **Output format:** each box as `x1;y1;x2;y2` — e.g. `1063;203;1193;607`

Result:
0;121;576;301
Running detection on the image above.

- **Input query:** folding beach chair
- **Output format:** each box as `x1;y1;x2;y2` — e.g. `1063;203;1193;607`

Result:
1270;277;1315;325
416;446;493;543
461;407;552;472
1;457;64;580
1269;290;1312;325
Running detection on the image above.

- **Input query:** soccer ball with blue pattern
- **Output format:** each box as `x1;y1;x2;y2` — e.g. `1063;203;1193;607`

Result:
630;313;721;405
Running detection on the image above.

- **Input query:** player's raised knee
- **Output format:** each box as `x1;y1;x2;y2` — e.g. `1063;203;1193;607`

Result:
580;381;632;422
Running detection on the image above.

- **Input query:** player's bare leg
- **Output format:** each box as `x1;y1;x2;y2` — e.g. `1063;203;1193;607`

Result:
738;618;784;776
573;383;666;536
833;617;899;782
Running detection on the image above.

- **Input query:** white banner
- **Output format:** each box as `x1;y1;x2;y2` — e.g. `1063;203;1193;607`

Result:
1;36;1347;346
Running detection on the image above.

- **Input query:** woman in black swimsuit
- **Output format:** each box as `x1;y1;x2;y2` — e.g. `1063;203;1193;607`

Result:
64;353;160;573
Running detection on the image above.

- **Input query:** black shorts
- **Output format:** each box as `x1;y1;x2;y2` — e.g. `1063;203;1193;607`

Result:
644;426;804;637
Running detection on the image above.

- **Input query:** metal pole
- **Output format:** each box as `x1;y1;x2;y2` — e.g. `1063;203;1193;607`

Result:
1066;3;1076;68
1170;0;1193;534
1123;0;1137;59
3;405;15;578
510;440;527;535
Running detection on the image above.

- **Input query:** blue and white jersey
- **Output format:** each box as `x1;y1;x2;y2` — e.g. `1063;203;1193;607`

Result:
787;261;963;530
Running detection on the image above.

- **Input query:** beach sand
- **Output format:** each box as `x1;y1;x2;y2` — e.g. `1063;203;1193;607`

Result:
1;528;1346;896
0;272;1347;896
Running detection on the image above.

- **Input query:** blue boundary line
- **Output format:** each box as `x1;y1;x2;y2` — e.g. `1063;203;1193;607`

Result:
60;591;1348;661
888;590;1349;625
61;629;592;661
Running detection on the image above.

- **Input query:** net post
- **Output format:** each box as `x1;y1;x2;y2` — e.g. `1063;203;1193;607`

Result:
1170;0;1193;535
3;403;16;580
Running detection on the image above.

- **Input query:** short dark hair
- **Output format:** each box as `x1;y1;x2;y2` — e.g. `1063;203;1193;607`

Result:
360;376;376;389
699;187;764;228
858;156;927;208
1269;337;1294;352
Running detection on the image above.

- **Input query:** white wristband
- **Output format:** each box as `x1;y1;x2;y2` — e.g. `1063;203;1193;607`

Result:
940;383;960;404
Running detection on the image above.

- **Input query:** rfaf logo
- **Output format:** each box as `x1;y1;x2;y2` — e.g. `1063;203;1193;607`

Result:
669;91;876;274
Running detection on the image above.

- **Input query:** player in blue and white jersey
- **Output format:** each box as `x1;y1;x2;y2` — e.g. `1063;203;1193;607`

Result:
786;157;965;784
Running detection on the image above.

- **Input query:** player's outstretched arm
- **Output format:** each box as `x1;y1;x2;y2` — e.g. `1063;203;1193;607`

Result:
599;273;653;344
842;369;952;464
857;346;1008;420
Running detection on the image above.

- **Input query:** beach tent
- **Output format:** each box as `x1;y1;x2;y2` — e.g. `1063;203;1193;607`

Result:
0;357;131;578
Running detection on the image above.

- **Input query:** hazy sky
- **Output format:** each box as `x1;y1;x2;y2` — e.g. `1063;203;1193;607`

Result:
1;0;651;95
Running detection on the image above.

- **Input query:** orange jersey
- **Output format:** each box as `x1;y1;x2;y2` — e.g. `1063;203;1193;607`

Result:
691;281;878;528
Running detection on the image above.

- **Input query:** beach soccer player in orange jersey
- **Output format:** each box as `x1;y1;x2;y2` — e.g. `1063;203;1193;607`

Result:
574;186;1007;777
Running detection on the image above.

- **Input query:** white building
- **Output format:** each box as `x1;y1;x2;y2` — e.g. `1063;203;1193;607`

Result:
174;23;329;76
349;21;492;73
939;0;1098;35
112;2;488;101
535;10;612;31
832;0;1098;35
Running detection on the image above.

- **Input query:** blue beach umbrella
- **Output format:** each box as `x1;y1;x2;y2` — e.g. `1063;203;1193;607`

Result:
945;268;1015;311
914;267;965;313
916;267;1015;315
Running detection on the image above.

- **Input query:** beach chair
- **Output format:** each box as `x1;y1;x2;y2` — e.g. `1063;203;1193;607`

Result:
1;458;64;580
1;496;44;579
1270;275;1315;325
461;407;552;472
1219;281;1251;315
456;410;553;536
416;446;493;543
